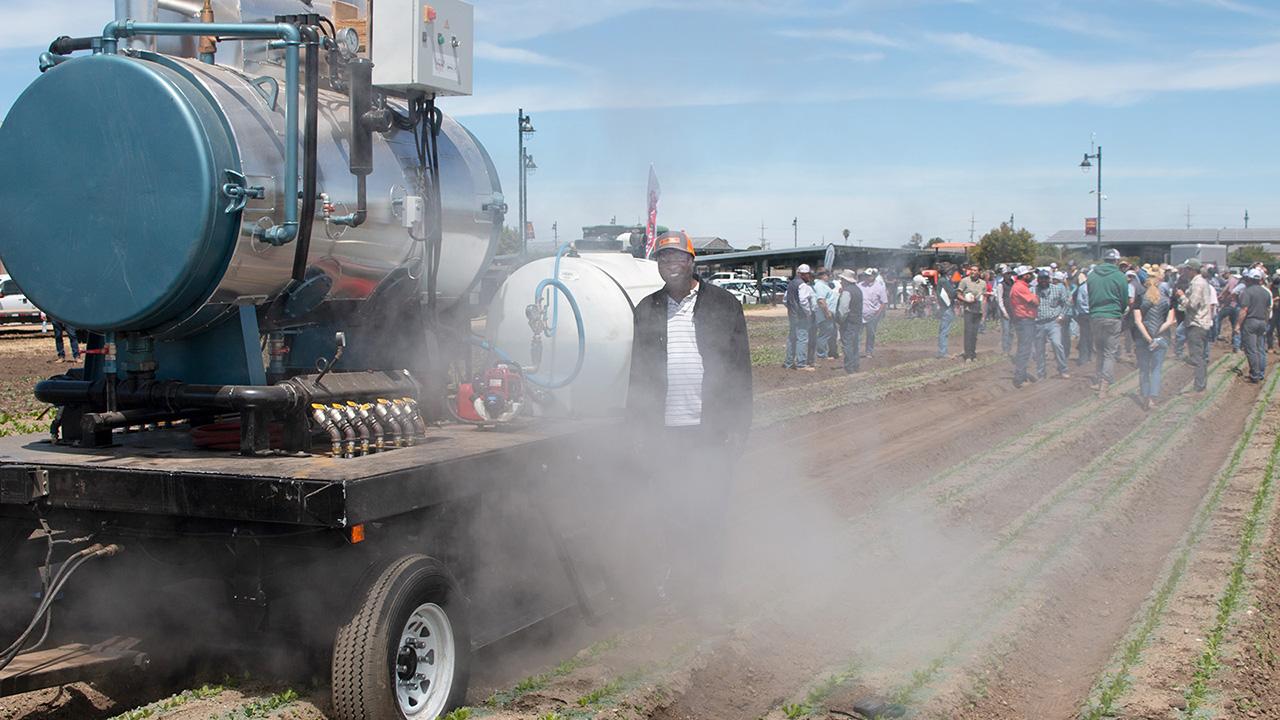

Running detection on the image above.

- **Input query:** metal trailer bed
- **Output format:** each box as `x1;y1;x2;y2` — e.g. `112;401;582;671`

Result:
0;419;622;716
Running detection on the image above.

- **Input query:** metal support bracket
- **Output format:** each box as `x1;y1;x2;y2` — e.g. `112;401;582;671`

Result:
249;75;280;111
29;468;49;502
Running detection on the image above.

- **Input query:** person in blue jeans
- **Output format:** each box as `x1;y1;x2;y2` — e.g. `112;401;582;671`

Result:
812;268;839;360
782;264;817;371
53;320;80;363
936;268;957;358
1133;276;1177;410
859;269;888;359
835;269;864;373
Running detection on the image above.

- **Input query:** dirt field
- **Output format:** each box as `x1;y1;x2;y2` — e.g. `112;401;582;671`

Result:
4;310;1280;720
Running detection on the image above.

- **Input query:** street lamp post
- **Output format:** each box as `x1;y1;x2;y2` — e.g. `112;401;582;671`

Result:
518;109;535;254
1080;144;1102;260
792;217;798;248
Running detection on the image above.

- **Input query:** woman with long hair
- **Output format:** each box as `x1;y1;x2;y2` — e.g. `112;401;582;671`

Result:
1132;274;1178;410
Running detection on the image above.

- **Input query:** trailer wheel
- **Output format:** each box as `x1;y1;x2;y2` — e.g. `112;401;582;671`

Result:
331;555;470;720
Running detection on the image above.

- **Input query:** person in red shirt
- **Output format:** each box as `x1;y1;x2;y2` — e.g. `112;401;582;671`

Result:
1009;265;1040;388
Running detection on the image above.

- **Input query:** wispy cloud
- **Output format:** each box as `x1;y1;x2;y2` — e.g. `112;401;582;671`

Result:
776;27;901;47
474;41;582;70
1191;0;1280;19
451;80;880;116
1024;6;1140;44
811;51;887;63
927;32;1280;104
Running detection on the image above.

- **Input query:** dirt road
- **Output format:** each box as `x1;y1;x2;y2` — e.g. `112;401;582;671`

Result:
3;316;1279;720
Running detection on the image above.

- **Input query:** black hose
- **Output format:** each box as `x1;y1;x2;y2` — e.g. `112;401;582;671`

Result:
0;544;121;672
48;36;95;55
291;25;321;283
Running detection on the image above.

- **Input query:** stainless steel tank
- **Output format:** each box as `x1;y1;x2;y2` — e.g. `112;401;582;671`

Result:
164;54;503;337
0;0;501;337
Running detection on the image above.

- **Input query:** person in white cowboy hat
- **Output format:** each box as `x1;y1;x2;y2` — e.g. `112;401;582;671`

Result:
835;269;864;374
783;263;817;371
1009;265;1039;388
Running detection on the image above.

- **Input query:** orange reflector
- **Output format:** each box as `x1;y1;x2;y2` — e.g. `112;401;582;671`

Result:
348;524;366;544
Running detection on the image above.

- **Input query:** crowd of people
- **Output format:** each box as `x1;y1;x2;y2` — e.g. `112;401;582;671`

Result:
780;250;1277;407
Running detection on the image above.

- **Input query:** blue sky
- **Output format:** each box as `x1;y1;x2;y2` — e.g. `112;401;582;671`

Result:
4;0;1280;248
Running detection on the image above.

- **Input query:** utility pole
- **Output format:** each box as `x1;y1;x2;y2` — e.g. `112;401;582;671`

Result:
552;221;558;243
1079;143;1102;260
1245;209;1250;228
1009;213;1015;227
1185;204;1192;229
792;217;798;248
518;109;535;254
759;220;767;250
969;213;976;242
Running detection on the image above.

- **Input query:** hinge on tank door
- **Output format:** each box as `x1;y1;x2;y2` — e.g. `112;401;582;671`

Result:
222;170;266;214
481;193;508;222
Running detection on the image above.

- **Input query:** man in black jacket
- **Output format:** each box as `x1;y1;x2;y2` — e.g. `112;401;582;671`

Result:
627;230;752;610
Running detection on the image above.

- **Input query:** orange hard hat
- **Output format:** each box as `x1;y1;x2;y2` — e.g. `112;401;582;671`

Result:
653;230;695;257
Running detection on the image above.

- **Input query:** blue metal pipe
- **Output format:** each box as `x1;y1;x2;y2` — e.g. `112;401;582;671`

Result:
514;275;588;386
542;241;574;336
38;52;70;72
101;21;302;246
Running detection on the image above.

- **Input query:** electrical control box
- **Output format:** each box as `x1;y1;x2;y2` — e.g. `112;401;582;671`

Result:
371;0;473;96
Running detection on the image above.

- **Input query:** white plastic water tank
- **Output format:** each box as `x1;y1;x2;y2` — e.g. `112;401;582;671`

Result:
484;252;663;417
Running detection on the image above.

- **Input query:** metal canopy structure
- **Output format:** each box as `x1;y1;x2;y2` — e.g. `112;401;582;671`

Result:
1044;228;1280;264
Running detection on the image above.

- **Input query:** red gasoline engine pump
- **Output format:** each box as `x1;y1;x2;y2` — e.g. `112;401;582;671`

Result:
455;364;526;424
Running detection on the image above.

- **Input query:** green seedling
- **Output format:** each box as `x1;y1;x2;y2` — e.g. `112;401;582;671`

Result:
442;709;473;720
782;702;809;719
107;684;226;720
486;635;622;707
210;688;297;720
576;679;622;707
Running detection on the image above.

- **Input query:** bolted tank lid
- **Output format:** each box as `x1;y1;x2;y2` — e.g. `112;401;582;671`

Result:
0;53;240;332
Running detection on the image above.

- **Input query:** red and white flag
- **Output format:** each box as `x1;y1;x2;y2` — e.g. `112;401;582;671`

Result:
644;164;661;257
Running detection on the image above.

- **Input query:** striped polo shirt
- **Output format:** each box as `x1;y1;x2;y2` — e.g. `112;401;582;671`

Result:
664;283;704;427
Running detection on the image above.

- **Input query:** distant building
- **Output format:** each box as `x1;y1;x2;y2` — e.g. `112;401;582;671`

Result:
690;236;735;255
1044;228;1280;264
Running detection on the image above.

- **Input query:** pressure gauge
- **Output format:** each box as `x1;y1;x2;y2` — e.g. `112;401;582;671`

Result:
338;27;361;59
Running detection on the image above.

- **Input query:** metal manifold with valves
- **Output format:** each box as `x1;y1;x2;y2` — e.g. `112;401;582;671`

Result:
0;0;520;455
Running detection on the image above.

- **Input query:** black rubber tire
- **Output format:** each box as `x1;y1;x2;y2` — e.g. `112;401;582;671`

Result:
331;554;470;720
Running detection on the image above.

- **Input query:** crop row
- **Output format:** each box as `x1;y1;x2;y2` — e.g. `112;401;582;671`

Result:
1082;368;1280;718
768;358;1243;718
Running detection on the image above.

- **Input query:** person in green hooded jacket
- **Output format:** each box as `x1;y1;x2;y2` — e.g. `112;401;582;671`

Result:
1087;249;1132;397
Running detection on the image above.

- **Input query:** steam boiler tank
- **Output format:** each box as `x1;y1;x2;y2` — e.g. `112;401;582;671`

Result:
485;254;662;417
0;50;502;338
